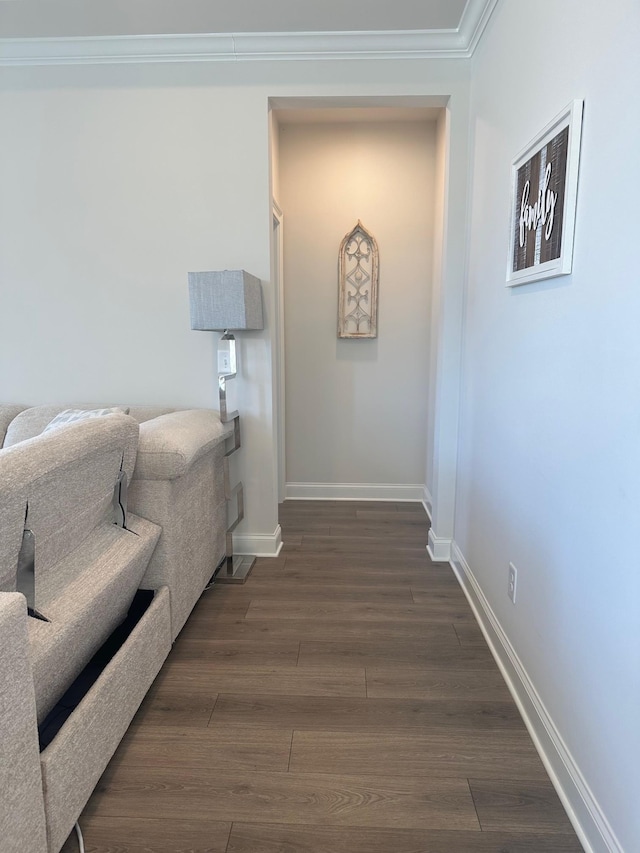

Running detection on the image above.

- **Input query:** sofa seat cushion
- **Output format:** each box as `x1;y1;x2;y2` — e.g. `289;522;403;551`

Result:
28;514;160;724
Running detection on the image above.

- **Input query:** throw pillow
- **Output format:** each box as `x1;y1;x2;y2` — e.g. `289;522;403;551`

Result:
43;406;131;433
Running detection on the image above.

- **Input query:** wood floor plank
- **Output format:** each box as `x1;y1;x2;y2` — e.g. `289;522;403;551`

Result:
247;565;288;580
326;522;429;541
210;694;528;733
111;725;292;772
279;524;332;535
356;509;428;522
407;574;464;591
179;616;463;643
227;823;584;853
62;816;232;853
130;688;217;728
339;520;428;535
149;662;367;698
87;767;480;830
250;558;288;574
453;621;490;646
248;567;458;589
366;667;512;702
469;778;578;833
246;600;474;623
300;535;430;554
237;583;416;603
168;637;300;666
289;730;548;780
298;638;496;670
281;545;437;561
338;500;403;511
188;589;252;620
276;553;443;570
412;588;471;605
279;557;451;574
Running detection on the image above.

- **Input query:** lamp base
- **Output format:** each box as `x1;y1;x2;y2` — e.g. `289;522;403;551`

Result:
215;554;256;584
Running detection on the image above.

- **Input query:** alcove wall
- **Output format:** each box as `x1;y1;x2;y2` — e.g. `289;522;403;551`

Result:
277;116;437;499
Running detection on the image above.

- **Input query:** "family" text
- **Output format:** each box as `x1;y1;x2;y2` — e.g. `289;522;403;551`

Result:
519;161;558;247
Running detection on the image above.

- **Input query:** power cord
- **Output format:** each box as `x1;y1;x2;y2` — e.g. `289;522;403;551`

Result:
75;821;85;853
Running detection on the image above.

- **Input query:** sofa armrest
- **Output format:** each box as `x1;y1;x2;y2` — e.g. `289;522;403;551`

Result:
129;410;231;639
133;409;233;481
0;593;48;852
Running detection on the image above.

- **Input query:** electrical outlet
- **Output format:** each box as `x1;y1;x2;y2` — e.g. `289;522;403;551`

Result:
508;562;517;604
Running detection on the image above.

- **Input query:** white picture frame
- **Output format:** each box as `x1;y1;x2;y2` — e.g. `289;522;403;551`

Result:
507;99;584;286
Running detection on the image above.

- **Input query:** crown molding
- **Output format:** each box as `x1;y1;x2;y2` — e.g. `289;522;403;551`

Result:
459;0;500;55
0;1;498;66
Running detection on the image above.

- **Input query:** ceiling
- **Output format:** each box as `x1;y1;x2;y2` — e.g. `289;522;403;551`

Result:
0;0;476;39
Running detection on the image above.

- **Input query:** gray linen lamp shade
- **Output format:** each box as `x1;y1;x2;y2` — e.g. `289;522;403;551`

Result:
188;270;263;331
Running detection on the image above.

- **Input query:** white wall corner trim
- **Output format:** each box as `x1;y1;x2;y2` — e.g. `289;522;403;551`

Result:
449;542;624;853
285;483;425;502
233;525;283;558
426;527;451;561
422;485;433;521
0;4;497;67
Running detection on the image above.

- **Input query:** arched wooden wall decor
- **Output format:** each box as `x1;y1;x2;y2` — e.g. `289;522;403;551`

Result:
337;220;379;339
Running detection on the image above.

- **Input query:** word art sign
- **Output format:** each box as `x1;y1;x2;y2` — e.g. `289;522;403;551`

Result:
507;100;583;286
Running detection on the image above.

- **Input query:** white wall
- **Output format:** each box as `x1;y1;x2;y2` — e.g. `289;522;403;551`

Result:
457;2;640;850
0;58;470;548
279;119;436;495
425;111;447;510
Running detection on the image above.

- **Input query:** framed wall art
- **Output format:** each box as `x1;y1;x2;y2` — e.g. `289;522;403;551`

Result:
338;220;379;338
507;99;583;286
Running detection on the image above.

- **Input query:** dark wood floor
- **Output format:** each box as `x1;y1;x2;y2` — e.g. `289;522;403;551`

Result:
65;501;583;852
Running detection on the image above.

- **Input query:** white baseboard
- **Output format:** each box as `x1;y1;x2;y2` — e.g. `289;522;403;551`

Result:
233;525;283;558
450;541;622;853
285;482;425;502
426;527;451;561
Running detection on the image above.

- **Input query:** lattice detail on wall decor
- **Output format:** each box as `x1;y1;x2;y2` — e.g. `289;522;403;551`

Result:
337;220;379;339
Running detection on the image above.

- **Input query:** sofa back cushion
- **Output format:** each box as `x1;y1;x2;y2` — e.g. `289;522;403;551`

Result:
0;404;28;447
0;415;139;593
3;403;177;451
3;405;142;483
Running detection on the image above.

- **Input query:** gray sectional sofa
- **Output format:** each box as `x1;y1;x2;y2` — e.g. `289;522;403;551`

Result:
0;403;233;852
